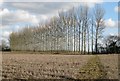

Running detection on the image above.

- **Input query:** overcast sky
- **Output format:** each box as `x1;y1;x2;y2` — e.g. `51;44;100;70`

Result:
0;0;119;44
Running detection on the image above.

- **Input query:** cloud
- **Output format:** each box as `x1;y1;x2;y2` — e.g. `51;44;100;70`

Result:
1;2;103;25
109;33;118;36
3;2;103;15
3;3;76;14
0;0;3;2
2;31;11;38
1;3;80;27
0;27;12;45
0;0;3;5
105;18;117;28
114;6;120;12
0;8;39;26
0;29;12;43
1;1;104;43
1;3;81;27
2;0;104;2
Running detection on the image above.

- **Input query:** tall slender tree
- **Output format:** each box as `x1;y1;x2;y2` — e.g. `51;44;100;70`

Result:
94;5;105;53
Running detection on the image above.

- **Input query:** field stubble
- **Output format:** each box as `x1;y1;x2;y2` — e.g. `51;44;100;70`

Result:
2;52;119;80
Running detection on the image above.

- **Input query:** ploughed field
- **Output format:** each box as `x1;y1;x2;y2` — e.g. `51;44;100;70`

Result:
2;52;119;80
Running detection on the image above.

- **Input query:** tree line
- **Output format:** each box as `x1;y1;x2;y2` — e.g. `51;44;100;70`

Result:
0;40;11;51
9;4;119;54
98;35;120;54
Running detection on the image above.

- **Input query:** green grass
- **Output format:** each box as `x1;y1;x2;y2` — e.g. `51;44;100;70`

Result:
78;56;107;79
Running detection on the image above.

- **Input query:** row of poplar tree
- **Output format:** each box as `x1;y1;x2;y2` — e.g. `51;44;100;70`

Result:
10;4;105;54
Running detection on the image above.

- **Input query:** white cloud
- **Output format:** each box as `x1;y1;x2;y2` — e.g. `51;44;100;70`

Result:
3;31;11;37
109;33;118;36
114;6;120;12
0;0;3;2
16;10;39;24
1;3;81;26
1;31;12;39
0;27;12;44
0;25;13;31
0;8;39;26
105;18;117;28
1;2;104;26
3;2;103;16
0;8;10;16
0;0;3;5
39;15;48;22
5;3;76;14
0;1;104;43
3;0;104;2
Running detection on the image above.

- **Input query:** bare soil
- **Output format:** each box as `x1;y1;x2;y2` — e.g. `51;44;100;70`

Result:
98;54;119;79
2;52;119;80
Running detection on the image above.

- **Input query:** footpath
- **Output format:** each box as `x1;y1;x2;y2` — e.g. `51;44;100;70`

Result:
77;56;107;79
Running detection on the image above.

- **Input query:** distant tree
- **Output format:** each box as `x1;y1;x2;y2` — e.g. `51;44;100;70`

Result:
97;35;120;54
0;45;1;51
9;4;107;55
1;40;10;51
2;40;7;51
104;35;120;54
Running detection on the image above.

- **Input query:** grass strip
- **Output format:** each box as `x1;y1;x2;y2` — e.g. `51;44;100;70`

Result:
78;56;107;79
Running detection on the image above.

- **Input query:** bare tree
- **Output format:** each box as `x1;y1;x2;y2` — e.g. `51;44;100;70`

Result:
9;4;106;54
94;5;105;53
77;7;82;53
91;16;94;54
